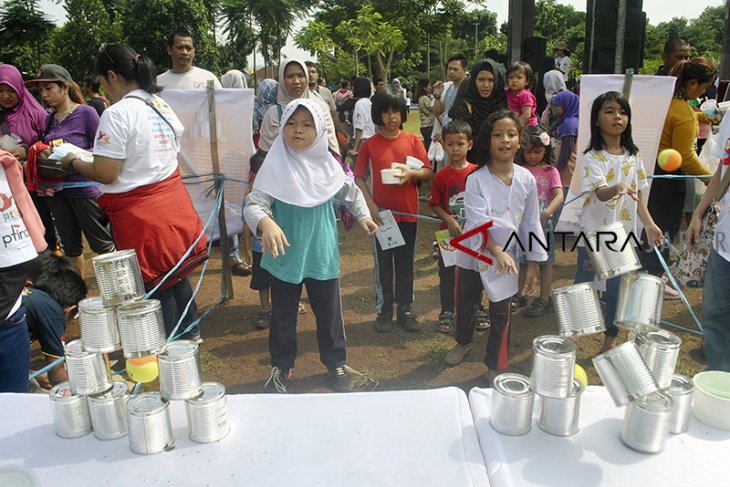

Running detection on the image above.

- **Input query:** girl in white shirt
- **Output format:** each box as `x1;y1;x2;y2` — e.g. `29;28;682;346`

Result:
447;110;547;383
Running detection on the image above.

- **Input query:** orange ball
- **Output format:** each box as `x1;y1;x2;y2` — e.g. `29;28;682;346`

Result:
657;149;682;172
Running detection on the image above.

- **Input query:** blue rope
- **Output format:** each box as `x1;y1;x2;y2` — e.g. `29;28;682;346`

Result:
28;356;65;381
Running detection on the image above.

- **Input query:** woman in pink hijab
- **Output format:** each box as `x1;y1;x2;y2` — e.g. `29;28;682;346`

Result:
0;64;57;250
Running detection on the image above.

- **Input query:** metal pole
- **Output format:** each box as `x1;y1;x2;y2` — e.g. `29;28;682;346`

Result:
207;80;234;301
474;22;479;56
614;0;627;73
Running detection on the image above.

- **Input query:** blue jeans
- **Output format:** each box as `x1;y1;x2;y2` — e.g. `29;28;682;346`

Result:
701;250;730;371
0;306;31;392
574;246;620;337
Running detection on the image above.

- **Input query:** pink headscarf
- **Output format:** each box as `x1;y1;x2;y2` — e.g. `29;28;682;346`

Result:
0;65;48;146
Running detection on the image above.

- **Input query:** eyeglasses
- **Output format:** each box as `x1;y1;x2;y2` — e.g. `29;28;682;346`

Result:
99;43;115;65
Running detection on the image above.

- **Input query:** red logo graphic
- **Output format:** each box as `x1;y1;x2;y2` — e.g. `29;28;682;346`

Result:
450;221;493;265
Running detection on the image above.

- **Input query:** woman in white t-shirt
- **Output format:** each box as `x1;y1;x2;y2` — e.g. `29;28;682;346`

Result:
61;43;207;342
348;76;375;157
688;114;730;371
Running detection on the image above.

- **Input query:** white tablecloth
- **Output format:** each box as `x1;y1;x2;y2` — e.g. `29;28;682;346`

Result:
0;387;489;486
469;386;730;487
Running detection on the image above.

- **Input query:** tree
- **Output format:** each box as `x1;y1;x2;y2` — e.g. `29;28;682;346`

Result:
335;5;406;81
50;0;122;80
684;6;725;60
120;0;219;74
0;0;55;73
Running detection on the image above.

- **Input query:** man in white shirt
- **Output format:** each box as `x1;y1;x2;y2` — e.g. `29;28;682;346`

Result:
156;29;222;90
433;53;469;137
305;61;347;144
553;42;571;82
157;30;248;275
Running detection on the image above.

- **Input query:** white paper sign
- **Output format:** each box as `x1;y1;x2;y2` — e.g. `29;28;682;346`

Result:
556;75;675;234
375;210;405;250
435;229;457;267
160;88;255;241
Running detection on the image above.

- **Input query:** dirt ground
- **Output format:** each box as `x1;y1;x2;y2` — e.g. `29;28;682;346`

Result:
32;200;707;395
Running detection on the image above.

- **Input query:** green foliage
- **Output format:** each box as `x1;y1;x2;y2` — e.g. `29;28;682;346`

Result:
120;0;218;74
50;0;122;81
0;0;55;73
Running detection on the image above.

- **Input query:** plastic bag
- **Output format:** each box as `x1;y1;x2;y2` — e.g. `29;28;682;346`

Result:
428;140;444;164
699;130;720;174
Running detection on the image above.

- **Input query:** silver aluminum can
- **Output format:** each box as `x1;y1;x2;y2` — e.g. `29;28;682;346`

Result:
79;296;121;353
490;373;534;436
552;282;606;337
65;339;113;396
592;341;658;406
159;340;202;400
615;273;665;332
117;299;167;358
127;392;175;455
185;382;230;443
621;391;671;453
88;381;130;440
585;222;642;280
537;380;584;436
92;250;145;307
49;382;93;439
635;329;681;389
667;375;694;434
530;335;576;398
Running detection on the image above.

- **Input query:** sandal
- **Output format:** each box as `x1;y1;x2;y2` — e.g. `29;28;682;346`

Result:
436;311;455;333
475;310;490;331
298;302;307;314
445;343;472;365
230;258;251;276
526;297;553;318
255;310;271;329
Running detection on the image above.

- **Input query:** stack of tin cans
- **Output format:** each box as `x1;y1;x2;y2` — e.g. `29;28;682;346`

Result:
491;335;583;437
48;249;229;454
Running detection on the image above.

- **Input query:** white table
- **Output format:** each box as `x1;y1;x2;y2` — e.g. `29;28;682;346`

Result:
469;386;730;487
0;387;489;486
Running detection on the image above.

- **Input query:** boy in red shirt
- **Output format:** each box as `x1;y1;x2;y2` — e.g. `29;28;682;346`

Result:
355;90;433;332
429;120;478;332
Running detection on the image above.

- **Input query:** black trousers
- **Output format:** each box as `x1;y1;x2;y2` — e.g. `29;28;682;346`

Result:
640;170;685;276
269;276;346;371
156;277;198;338
454;267;512;371
373;221;418;317
438;254;456;313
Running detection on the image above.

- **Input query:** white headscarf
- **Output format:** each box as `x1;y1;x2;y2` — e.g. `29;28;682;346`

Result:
221;69;247;89
543;70;567;103
253;99;345;208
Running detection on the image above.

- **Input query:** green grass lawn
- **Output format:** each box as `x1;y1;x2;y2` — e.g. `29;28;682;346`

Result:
403;109;421;136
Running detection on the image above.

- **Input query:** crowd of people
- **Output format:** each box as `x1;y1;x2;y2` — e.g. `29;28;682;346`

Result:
1;31;729;395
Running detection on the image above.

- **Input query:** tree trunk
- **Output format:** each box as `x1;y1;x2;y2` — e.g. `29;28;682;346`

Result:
722;0;730;80
375;52;387;82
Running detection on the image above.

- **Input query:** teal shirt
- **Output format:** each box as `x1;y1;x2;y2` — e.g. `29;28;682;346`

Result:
261;200;340;284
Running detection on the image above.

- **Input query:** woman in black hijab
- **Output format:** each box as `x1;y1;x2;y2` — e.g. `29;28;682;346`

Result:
448;59;507;160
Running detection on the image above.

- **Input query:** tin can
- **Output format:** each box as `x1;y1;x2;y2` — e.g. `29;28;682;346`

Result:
490;373;534;436
530;336;576;398
117;299;167;358
92;250;145;307
65;339;113;396
552;282;606;337
615;273;665;332
49;382;93;439
158;340;202;400
127;392;175;455
592;341;659;406
667;375;694;434
185;382;230;443
621;391;671;453
79;296;121;353
635;329;681;389
88;381;130;440
537;380;583;436
585;222;642;280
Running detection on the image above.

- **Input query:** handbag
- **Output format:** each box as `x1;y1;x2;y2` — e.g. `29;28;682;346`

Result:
670;166;730;287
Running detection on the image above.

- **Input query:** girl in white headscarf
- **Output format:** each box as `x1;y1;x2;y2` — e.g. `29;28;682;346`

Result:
257;60;339;155
540;70;567;129
244;98;377;394
221;69;248;89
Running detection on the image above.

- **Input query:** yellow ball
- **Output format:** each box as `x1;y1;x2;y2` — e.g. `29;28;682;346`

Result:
657;148;682;172
574;364;588;389
126;355;159;383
